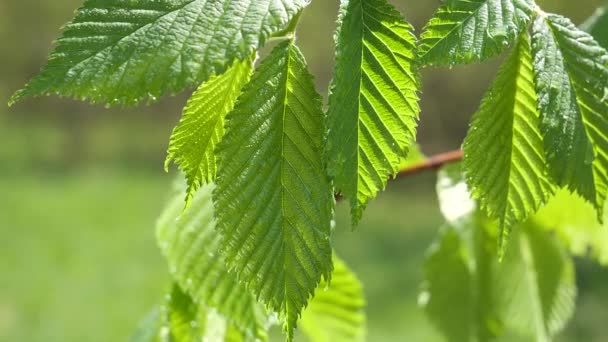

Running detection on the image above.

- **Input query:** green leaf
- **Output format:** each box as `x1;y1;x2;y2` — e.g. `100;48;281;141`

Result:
581;4;608;49
165;57;253;205
160;284;250;342
327;0;420;224
422;221;576;342
156;182;268;341
531;13;608;218
300;256;366;342
162;284;204;342
418;0;534;65
214;41;333;340
533;189;608;265
426;167;576;341
463;34;554;245
9;0;308;106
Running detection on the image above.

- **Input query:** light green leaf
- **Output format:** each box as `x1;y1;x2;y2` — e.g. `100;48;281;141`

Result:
533;189;608;265
161;284;204;342
10;0;308;106
419;0;534;65
165;57;253;205
425;167;576;341
463;34;554;245
214;41;333;341
327;0;420;224
531;13;608;218
581;4;608;49
300;256;366;342
422;221;576;342
156;183;268;341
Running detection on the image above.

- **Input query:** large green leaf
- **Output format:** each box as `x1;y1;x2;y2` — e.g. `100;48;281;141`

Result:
300;256;366;342
327;0;420;224
419;0;534;65
10;0;308;106
463;34;554;245
165;57;253;205
582;4;608;49
156;182;268;341
533;189;608;265
214;41;333;340
424;166;576;341
531;14;608;218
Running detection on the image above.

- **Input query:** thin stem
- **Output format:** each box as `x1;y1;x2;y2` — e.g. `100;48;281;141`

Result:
335;149;463;202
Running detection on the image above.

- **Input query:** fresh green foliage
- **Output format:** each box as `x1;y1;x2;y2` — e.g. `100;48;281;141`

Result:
423;166;576;342
463;35;553;245
214;41;333;340
419;0;534;65
582;4;608;48
156;182;268;340
327;0;420;224
9;0;308;105
165;57;253;205
531;13;608;217
300;256;366;342
12;1;608;341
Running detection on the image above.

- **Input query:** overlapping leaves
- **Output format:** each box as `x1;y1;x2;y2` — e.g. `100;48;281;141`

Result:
531;14;608;218
214;41;333;340
419;0;534;65
327;0;420;224
463;35;553;244
165;57;253;205
10;0;308;105
422;166;576;342
156;182;268;340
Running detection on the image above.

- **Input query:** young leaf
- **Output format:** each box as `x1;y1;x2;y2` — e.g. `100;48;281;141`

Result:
327;0;420;224
156;182;268;341
463;35;554;244
214;41;333;340
9;0;308;106
419;0;534;65
165;57;253;205
582;5;608;49
300;256;366;342
531;14;608;219
533;189;608;265
131;309;162;342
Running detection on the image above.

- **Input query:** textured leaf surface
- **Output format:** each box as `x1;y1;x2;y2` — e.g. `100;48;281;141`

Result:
156;183;268;340
10;0;308;105
300;256;366;342
533;189;608;265
327;0;420;224
425;167;576;341
531;14;608;218
165;57;253;204
214;41;333;340
582;5;608;49
464;35;554;244
419;0;534;65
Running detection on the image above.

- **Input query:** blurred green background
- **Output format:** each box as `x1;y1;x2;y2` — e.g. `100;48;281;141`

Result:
1;0;607;341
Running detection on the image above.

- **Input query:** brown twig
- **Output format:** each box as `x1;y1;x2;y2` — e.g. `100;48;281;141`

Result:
335;149;463;202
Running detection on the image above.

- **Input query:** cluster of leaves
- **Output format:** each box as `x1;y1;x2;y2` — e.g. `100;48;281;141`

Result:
10;0;608;341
